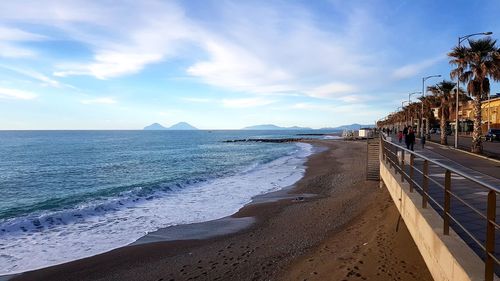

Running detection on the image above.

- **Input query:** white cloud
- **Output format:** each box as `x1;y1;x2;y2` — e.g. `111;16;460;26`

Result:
0;1;387;97
55;53;165;79
186;38;295;94
0;26;47;41
306;82;357;98
0;25;47;58
80;97;117;105
0;0;417;115
392;56;444;79
222;97;275;108
0;65;63;88
0;87;38;100
184;5;379;97
0;43;37;58
48;1;194;79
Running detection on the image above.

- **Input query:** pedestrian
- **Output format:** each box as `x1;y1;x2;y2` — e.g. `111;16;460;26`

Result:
403;126;408;137
405;127;415;151
398;130;403;143
421;134;426;149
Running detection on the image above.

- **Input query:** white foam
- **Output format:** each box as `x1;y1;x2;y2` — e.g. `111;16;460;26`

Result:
0;143;313;275
323;135;341;140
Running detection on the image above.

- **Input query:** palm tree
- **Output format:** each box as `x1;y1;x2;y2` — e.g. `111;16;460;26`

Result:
449;38;500;153
419;95;439;138
427;80;464;145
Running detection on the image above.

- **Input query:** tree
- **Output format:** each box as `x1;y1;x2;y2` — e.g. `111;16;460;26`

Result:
427;80;464;145
419;95;439;138
449;38;500;153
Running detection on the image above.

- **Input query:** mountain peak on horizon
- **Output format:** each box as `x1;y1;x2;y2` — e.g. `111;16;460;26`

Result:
143;122;198;130
143;123;166;130
169;122;198;130
320;123;374;130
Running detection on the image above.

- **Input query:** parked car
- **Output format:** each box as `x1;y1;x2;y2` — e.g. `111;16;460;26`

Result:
485;129;500;142
429;128;438;134
436;128;453;136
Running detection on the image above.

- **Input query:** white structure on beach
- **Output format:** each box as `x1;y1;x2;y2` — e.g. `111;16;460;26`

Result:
358;128;374;138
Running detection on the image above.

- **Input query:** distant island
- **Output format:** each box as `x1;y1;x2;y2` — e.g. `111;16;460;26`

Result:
144;122;374;131
143;122;198;130
241;123;374;131
242;124;312;130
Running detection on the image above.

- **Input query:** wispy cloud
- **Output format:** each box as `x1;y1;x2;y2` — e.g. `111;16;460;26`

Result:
0;87;38;100
0;1;386;97
0;25;47;58
392;56;444;79
80;97;117;105
306;82;357;99
0;65;65;88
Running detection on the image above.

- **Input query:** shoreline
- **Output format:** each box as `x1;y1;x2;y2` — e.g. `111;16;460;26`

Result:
10;140;432;281
2;141;318;280
1;141;314;277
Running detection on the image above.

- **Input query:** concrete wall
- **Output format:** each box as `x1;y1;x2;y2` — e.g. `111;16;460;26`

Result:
380;160;485;281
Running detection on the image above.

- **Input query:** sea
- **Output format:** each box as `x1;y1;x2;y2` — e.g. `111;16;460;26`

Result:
0;130;332;275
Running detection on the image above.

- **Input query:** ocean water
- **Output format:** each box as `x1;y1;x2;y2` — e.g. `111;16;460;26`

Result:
0;130;319;275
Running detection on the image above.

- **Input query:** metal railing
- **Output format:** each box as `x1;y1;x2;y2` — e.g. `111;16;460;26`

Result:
380;134;499;281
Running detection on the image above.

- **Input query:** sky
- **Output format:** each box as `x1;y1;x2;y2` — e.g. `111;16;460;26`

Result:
1;0;499;130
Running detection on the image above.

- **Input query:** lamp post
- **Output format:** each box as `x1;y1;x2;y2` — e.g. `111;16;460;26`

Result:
402;100;410;126
408;91;421;103
408;92;421;129
422;75;441;137
455;31;493;148
396;106;404;132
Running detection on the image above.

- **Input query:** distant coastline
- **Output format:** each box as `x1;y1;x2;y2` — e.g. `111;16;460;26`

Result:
143;122;375;131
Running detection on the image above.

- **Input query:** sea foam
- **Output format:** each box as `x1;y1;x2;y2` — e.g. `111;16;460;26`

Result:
0;142;313;275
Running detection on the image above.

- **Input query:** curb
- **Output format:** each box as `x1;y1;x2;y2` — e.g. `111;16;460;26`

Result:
424;139;500;164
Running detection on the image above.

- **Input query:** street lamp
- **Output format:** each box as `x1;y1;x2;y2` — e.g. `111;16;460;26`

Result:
408;91;421;103
402;100;410;127
421;75;441;137
408;92;421;128
454;32;493;148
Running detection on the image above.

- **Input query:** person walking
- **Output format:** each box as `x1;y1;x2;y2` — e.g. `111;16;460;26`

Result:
398;130;403;143
405;127;415;151
421;134;426;149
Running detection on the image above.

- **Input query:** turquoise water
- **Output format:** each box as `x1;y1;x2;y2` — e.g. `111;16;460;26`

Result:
0;130;320;274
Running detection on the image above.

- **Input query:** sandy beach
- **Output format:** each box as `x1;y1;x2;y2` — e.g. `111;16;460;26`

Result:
11;140;432;281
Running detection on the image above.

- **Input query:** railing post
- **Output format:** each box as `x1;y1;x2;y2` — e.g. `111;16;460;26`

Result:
401;150;405;182
422;160;429;208
382;141;387;163
485;190;496;281
409;154;414;192
392;147;396;172
444;170;451;235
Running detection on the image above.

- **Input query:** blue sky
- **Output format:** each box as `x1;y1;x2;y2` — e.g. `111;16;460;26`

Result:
0;0;499;129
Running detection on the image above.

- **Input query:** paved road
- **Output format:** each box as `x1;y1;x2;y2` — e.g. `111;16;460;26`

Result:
384;134;500;268
427;134;500;159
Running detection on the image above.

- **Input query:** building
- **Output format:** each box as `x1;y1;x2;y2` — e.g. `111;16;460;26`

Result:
481;94;500;131
358;128;374;138
429;94;500;134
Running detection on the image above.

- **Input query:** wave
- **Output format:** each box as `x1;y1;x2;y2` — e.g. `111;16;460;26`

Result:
0;143;313;275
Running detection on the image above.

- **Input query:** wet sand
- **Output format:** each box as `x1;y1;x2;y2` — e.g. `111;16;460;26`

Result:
11;140;432;281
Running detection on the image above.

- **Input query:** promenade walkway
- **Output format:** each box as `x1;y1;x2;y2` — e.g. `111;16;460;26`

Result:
427;134;500;159
384;134;500;270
